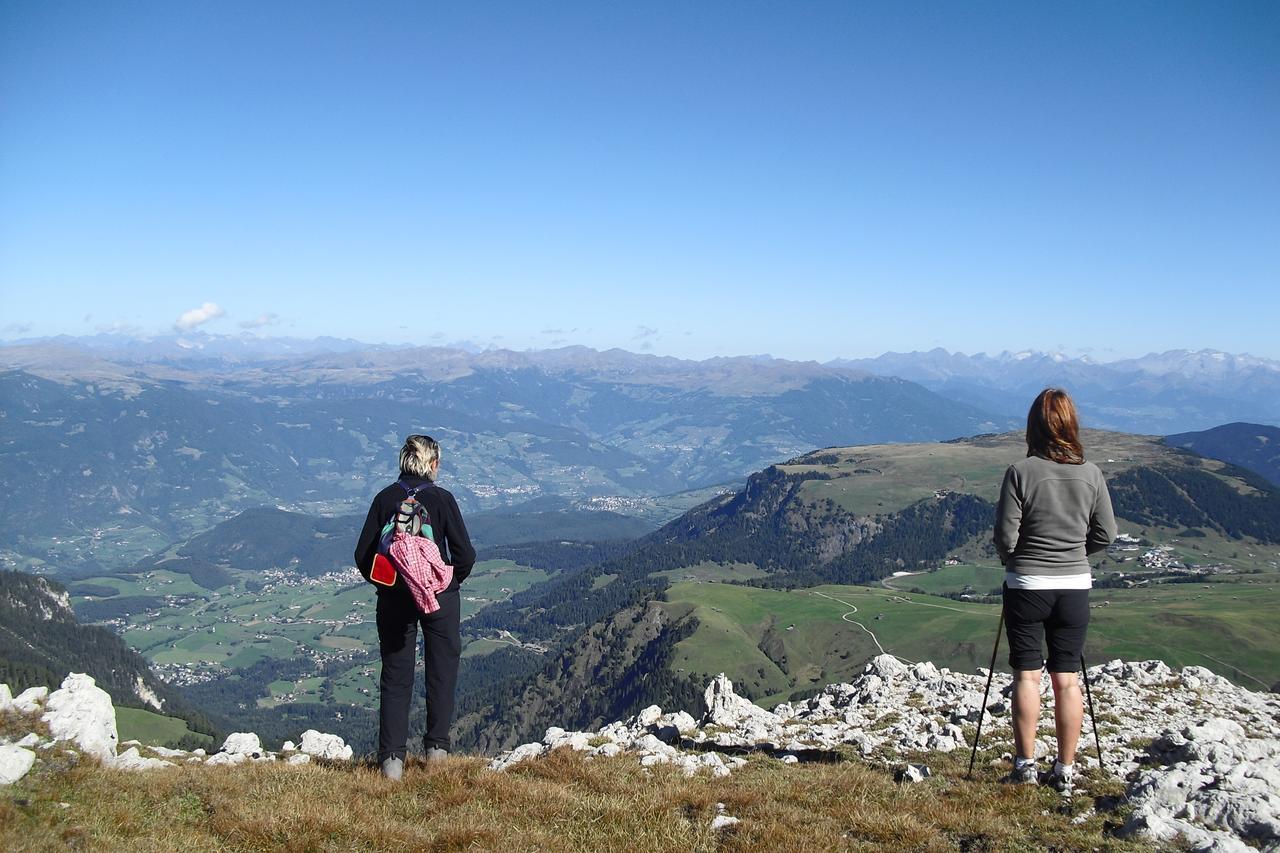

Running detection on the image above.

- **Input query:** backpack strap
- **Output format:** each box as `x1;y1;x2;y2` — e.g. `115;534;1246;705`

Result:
395;479;435;500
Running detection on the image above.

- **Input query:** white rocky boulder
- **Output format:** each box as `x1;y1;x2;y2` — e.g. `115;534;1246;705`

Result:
635;705;663;727
110;747;172;772
148;746;190;759
895;764;932;784
1121;717;1280;850
282;740;296;752
0;683;12;711
41;674;117;762
220;732;263;757
0;744;36;785
703;674;781;732
489;742;546;771
286;753;311;765
298;730;353;761
14;686;50;714
542;727;592;752
205;751;248;767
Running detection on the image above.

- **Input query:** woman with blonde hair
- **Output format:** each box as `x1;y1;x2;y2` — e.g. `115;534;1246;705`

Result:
994;389;1117;794
354;435;475;781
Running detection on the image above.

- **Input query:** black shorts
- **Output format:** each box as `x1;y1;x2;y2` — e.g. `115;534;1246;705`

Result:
1002;585;1090;673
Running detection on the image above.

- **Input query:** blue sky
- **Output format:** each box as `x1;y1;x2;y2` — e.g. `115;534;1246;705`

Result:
2;1;1277;360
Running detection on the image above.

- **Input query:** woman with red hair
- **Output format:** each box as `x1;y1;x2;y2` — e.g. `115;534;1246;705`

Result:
994;389;1117;794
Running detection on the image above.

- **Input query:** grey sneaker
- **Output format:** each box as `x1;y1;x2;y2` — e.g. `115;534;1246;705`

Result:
1000;764;1039;785
425;747;449;763
380;756;404;781
1044;763;1075;797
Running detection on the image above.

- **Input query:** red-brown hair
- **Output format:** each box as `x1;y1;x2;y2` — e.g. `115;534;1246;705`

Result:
1026;388;1084;464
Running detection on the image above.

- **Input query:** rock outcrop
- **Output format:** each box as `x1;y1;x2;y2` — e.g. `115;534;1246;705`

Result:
488;657;1280;851
0;673;353;784
4;660;1277;850
41;674;118;762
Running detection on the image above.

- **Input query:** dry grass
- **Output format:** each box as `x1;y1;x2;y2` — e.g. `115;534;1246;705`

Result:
0;745;1148;852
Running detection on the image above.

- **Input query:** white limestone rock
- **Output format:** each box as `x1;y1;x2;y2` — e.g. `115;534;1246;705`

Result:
0;744;36;785
488;742;545;771
147;746;190;759
205;751;248;767
286;753;311;765
895;764;932;784
282;740;296;752
110;747;172;772
542;727;592;752
0;683;11;711
634;705;663;727
703;674;781;731
16;733;42;748
41;674;117;762
220;732;263;757
14;686;50;714
298;730;353;761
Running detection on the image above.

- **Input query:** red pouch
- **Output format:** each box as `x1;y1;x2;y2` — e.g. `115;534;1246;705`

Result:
370;553;398;586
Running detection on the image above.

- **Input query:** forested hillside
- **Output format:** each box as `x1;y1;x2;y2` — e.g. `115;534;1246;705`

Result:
0;571;218;746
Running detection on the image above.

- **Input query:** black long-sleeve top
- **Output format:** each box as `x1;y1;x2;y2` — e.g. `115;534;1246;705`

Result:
353;476;476;590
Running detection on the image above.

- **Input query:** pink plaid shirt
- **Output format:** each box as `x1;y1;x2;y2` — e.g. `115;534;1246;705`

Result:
388;531;454;615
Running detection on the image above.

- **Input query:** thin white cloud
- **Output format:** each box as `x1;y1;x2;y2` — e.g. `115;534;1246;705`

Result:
3;322;32;335
634;325;658;339
95;321;142;335
239;312;280;330
175;302;225;331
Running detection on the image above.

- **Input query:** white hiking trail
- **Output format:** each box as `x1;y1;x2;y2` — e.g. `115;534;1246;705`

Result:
808;590;912;664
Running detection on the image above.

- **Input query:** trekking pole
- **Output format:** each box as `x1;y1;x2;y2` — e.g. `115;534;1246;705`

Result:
1079;651;1105;776
966;609;1004;780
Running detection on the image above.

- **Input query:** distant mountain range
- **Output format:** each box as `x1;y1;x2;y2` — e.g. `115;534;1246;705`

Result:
830;348;1280;434
0;340;1007;571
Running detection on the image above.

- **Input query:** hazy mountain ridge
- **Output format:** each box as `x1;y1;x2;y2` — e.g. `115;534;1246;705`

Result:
831;347;1280;433
1166;422;1280;487
0;346;1004;572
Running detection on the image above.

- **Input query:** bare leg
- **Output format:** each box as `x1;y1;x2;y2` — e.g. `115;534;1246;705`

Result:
1050;671;1083;765
1011;669;1043;760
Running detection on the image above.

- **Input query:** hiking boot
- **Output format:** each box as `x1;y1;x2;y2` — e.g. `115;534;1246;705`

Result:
999;764;1039;785
1044;763;1075;797
425;747;449;763
380;756;404;782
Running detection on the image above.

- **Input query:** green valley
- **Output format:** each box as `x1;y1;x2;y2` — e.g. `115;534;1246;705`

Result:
70;558;549;717
661;563;1280;705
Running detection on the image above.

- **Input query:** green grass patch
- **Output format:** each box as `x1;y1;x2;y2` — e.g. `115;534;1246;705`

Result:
665;569;1280;702
885;563;1005;596
651;561;767;583
115;707;213;749
1089;575;1280;689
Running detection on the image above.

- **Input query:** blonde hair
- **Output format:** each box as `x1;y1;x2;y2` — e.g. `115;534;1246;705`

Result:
1026;389;1084;465
399;434;440;480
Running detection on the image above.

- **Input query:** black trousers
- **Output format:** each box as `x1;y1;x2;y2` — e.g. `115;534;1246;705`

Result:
376;586;461;761
1002;585;1090;673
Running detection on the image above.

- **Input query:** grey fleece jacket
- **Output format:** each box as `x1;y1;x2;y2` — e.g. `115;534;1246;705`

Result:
994;455;1118;576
